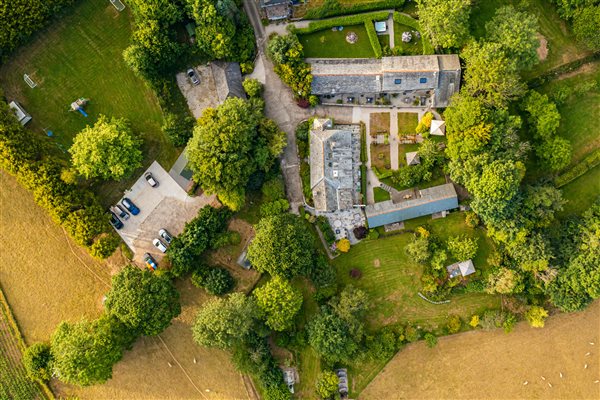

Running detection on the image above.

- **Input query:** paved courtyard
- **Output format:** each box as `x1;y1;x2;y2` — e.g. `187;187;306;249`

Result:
113;161;217;266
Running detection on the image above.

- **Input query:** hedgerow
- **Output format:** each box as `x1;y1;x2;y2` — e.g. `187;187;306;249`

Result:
304;0;405;20
365;19;383;58
294;11;391;34
555;149;600;187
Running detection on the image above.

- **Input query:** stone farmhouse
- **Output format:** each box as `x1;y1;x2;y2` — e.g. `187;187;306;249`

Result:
259;0;292;21
309;119;361;212
308;55;461;107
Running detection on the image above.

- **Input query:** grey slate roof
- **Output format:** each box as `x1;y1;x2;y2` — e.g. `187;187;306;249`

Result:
309;119;360;212
260;0;289;6
406;151;420;166
211;62;247;103
365;183;458;228
308;55;461;107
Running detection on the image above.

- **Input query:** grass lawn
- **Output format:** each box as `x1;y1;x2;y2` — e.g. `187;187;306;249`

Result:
378;34;390;50
0;0;177;205
373;187;391;202
397;112;418;135
397;143;419;167
558;164;600;219
370;143;391;170
468;0;591;78
370;112;390;134
333;212;499;331
299;24;376;58
393;23;423;55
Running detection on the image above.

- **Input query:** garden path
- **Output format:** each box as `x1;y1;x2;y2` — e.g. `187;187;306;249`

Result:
387;14;395;48
389;108;399;169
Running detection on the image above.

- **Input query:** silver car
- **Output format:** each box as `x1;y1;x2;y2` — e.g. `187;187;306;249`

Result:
187;68;200;85
152;238;168;253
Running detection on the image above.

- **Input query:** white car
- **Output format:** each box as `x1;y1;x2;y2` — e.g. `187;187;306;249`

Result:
187;68;200;85
152;238;168;253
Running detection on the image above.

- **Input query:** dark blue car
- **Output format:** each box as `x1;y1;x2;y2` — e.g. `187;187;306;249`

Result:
109;211;124;230
121;197;140;215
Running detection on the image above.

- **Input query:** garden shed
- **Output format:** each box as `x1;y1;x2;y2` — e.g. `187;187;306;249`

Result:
8;101;31;125
430;119;446;136
446;259;476;279
406;151;420;166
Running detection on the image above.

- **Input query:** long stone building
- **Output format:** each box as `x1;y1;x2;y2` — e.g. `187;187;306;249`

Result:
308;55;461;107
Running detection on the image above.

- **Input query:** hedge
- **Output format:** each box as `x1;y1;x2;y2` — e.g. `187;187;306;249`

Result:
294;11;391;34
360;164;367;204
365;20;383;59
392;12;434;55
304;0;405;20
555;149;600;188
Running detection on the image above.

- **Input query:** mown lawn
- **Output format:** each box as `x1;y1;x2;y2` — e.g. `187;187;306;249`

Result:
558;164;600;218
397;112;418;135
299;24;376;58
393;23;423;55
333;212;499;330
469;0;591;78
373;187;391;202
0;0;177;204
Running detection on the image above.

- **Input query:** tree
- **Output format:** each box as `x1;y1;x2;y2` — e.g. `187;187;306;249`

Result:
69;115;142;180
23;342;52;382
462;41;526;108
254;276;303;331
424;332;438;348
307;309;359;363
525;306;549;328
536;136;572;171
267;33;313;99
446;235;478;261
315;371;340;400
486;267;524;294
105;266;181;336
186;98;285;210
522;90;561;140
50;315;135;386
337;238;350;253
243;78;263;98
573;6;600;51
191;267;235;295
330;286;369;324
416;0;472;49
405;233;431;264
486;6;540;70
247;214;314;278
192;293;259;349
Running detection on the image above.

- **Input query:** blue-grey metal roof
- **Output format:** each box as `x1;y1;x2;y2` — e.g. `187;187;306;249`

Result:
367;196;458;227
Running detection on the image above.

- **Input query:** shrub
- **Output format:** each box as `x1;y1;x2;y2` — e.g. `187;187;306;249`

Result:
162;112;194;147
260;199;290;217
469;315;480;328
316;216;336;245
23;342;53;382
337;238;350;252
367;229;380;240
416;112;434;134
353;226;368;239
350;268;363;279
525;306;548;328
446;315;462;334
555;148;600;187
243;78;263;98
447;235;478;261
262;176;286;202
424;333;438;348
192;267;235;296
404;324;420;342
89;233;121;259
465;211;480;228
315;370;339;399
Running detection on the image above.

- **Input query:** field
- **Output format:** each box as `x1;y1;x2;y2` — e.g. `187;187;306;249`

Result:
362;300;600;399
333;212;499;330
0;0;177;204
397;112;418;135
0;171;254;399
469;0;591;77
299;25;376;58
0;289;52;400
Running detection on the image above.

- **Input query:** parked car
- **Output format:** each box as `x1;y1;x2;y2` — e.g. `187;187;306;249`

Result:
144;172;158;188
159;228;172;244
143;253;158;271
121;197;140;215
109;212;123;230
112;204;130;220
187;68;200;85
153;238;168;253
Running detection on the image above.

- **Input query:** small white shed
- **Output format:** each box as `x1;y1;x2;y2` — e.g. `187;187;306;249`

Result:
430;119;446;136
9;101;32;125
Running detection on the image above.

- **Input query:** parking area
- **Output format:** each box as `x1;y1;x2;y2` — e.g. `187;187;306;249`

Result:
175;64;219;118
114;161;218;265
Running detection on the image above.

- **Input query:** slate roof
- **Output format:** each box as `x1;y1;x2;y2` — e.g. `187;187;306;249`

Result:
406;151;420;165
365;183;458;228
309;119;360;212
211;62;247;103
447;259;476;278
308;55;461;107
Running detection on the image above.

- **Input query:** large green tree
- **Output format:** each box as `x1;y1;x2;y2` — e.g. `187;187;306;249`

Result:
69;115;142;180
23;342;53;382
186;98;285;210
247;214;314;278
254;276;303;332
416;0;472;49
50;315;135;386
307;309;359;363
315;371;339;400
485;6;540;70
104;266;181;336
573;6;600;51
192;293;260;350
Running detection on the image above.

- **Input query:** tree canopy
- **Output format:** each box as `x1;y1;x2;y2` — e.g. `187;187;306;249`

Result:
104;266;181;336
192;293;260;350
254;276;303;332
186;98;285;210
69;115;142;180
573;6;600;51
23;342;52;382
247;214;314;278
416;0;471;49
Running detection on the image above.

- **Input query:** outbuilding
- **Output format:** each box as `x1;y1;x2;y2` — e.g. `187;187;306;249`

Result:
446;259;476;279
9;101;31;125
